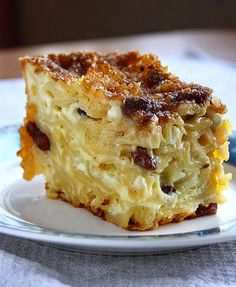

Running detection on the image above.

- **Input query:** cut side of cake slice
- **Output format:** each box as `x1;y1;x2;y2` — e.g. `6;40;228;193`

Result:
18;51;231;230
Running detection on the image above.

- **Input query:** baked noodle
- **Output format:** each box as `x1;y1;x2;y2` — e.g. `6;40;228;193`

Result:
18;51;231;230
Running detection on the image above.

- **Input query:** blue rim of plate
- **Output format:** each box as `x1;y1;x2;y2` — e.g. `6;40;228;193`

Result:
229;131;236;165
0;166;235;253
0;165;235;243
0;164;235;254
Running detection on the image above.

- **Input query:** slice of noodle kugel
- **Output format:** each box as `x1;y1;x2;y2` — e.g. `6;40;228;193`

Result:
18;51;231;230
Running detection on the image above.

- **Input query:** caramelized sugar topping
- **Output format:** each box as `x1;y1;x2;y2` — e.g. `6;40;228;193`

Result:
21;51;213;122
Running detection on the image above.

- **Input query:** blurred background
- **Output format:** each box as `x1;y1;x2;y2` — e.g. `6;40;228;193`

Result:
0;0;236;79
1;0;236;48
0;0;236;163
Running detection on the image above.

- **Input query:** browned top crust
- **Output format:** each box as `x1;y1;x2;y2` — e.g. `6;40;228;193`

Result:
20;51;214;121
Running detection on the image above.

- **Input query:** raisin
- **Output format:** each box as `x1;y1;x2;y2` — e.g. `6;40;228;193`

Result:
161;185;176;195
26;121;50;151
202;163;210;169
131;146;157;171
77;107;87;116
195;203;217;217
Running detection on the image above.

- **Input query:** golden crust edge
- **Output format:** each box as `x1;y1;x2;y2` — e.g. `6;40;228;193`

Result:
46;188;206;231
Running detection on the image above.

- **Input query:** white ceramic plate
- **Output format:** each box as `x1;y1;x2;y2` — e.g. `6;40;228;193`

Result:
0;160;235;255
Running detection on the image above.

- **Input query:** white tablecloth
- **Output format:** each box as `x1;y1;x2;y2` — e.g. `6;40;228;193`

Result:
0;45;236;287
